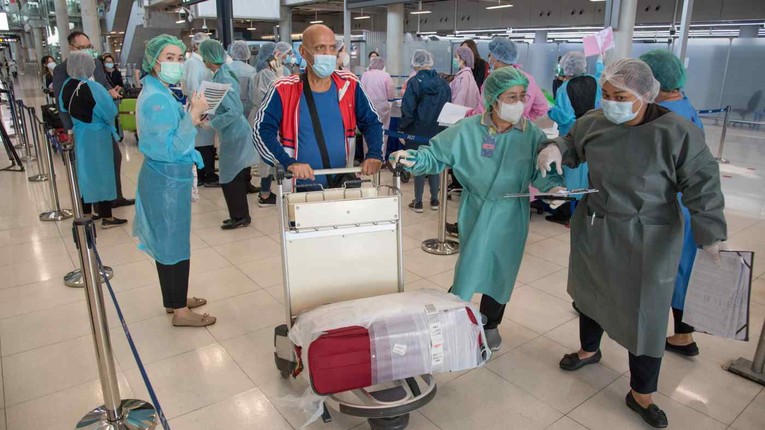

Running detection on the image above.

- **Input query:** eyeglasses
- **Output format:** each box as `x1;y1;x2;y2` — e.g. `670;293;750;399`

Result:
497;93;530;104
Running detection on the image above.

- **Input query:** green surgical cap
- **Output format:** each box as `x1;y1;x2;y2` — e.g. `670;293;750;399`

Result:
639;50;686;91
200;39;226;65
483;66;529;110
142;34;186;73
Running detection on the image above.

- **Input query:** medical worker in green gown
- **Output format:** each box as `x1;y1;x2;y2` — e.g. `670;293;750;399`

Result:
390;67;565;352
538;59;727;428
135;35;216;327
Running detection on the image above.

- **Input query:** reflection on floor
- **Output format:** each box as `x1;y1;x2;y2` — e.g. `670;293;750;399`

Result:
0;74;764;430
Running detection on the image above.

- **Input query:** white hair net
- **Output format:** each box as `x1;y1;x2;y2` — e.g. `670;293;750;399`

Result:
454;46;475;69
600;58;661;103
229;40;251;61
255;42;276;72
487;37;519;64
67;51;95;79
191;32;209;47
411;49;434;69
560;51;586;77
368;57;385;70
275;41;292;55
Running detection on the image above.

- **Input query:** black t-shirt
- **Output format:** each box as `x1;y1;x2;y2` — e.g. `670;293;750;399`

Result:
61;79;96;124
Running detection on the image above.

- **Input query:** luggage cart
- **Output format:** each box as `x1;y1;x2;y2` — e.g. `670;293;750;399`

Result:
272;165;437;430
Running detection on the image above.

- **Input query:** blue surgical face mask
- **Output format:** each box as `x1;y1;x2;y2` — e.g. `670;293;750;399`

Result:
286;56;297;66
157;61;184;85
306;50;336;78
104;62;114;70
453;58;461;70
602;99;640;124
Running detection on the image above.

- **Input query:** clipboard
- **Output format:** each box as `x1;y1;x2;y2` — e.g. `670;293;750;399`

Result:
504;188;599;199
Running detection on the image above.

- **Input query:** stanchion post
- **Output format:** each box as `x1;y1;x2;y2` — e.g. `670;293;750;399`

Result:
59;139;158;429
10;97;24;150
422;169;459;255
727;316;765;386
16;100;34;161
27;108;48;182
716;106;730;164
60;132;113;287
38;128;73;222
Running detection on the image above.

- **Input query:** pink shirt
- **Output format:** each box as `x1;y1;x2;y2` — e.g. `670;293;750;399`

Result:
360;69;395;128
467;65;548;120
449;67;481;110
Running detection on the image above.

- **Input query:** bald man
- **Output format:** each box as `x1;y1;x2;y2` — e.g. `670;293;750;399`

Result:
252;24;384;190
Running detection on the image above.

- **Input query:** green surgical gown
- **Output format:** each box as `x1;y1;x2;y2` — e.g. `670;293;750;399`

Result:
548;107;727;358
409;114;563;304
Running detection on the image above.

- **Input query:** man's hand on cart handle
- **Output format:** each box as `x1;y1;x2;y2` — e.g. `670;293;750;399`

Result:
360;158;383;176
288;163;315;180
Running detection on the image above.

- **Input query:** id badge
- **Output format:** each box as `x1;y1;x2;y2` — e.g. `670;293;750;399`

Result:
481;135;496;158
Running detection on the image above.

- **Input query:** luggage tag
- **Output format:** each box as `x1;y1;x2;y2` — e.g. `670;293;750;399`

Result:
481;134;496;158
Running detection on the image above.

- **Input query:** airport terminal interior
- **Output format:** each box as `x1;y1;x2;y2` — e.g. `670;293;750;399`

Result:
0;0;764;429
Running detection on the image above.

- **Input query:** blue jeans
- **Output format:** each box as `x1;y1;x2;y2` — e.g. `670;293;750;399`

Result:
414;174;439;204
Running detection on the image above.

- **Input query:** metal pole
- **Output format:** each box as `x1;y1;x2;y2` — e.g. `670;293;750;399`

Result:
715;106;730;164
674;0;695;63
16;100;34;161
61;132;113;288
28;108;48;182
727;316;765;386
421;170;459;255
39;129;73;221
216;0;234;49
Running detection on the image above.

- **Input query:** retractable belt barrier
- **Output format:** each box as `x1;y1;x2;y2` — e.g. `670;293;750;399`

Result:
697;106;731;164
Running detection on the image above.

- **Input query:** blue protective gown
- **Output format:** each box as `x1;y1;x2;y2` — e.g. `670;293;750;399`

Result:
59;78;118;203
134;75;202;265
228;60;258;117
408;114;564;304
659;95;704;310
547;76;602;197
182;53;216;148
210;64;258;184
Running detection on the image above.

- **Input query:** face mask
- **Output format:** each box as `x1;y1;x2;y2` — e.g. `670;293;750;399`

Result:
82;48;98;59
497;101;524;124
602;100;640;124
286;56;297;66
157;61;184;85
307;52;336;78
341;53;350;68
488;58;496;72
46;62;56;71
453;58;461;70
104;62;114;70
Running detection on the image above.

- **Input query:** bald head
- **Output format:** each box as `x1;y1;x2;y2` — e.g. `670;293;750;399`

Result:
301;24;337;58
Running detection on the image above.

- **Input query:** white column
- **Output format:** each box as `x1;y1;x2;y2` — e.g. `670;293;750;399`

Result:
534;31;548;44
386;3;404;77
31;26;45;62
673;0;694;62
54;0;71;58
80;0;103;52
343;0;351;53
610;0;637;63
279;6;292;43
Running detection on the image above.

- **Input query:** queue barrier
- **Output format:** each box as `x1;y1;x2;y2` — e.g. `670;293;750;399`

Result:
697;105;731;164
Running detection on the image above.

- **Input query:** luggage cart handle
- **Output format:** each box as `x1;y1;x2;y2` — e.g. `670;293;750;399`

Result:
275;165;363;183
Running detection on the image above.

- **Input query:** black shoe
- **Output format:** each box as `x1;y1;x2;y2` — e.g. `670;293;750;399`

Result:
101;217;128;229
625;392;668;428
430;200;439;211
204;181;221;188
246;183;261;194
258;193;276;207
545;211;570;226
221;217;251;230
409;201;423;213
665;339;699;357
559;350;602;371
446;222;459;238
530;200;546;215
112;198;135;208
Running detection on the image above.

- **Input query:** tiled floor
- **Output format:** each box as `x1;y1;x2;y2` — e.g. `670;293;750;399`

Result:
1;75;764;429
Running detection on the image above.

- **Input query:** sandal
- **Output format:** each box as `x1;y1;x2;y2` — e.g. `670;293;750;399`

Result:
166;297;208;313
172;312;216;327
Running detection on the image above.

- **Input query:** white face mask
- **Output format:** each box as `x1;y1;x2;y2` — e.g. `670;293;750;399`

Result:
46;62;56;71
602;99;640;124
498;101;524;124
341;53;350;67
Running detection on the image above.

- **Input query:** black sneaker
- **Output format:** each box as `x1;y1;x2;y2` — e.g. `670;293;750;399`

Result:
258;193;276;207
430;200;439;211
101;217;128;229
409;201;423;213
625;391;668;428
221;217;251;230
446;222;459;238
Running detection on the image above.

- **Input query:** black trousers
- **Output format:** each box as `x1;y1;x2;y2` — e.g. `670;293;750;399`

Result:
156;260;190;309
112;139;124;200
222;167;251;220
579;311;662;394
672;308;695;334
480;294;506;330
196;146;218;183
82;199;112;218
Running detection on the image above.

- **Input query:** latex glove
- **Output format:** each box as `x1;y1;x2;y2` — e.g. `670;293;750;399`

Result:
537;145;563;178
703;241;729;263
389;150;416;168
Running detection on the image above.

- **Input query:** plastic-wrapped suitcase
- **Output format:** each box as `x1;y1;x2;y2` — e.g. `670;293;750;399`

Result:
118;98;137;132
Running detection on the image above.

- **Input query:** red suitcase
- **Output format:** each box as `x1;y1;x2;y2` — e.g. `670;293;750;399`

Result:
307;326;372;395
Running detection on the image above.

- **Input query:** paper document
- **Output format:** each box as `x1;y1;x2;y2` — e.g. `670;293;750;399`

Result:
504;188;599;199
437;102;471;126
683;250;754;341
198;81;231;114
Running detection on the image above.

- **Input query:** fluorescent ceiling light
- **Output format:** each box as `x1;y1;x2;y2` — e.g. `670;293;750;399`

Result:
247;27;257;30
176;19;185;24
410;10;431;15
486;2;513;10
310;20;323;24
354;15;371;20
590;0;606;2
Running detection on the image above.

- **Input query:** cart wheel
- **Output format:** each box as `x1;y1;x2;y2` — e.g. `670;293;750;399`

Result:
280;368;291;379
368;414;410;430
401;171;411;183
